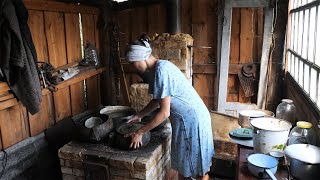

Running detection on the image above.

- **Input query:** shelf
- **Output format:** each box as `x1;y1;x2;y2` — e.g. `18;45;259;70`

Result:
0;66;106;110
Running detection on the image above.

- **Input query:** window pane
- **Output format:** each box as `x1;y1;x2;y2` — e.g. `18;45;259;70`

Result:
297;0;301;8
290;14;294;49
316;6;320;66
299;59;304;86
310;68;317;101
304;64;310;94
302;9;309;59
298;11;303;54
308;7;316;62
295;57;299;80
288;52;292;72
301;0;308;6
317;73;320;107
294;13;299;52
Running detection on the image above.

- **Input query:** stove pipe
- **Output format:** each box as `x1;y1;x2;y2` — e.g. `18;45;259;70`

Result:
166;0;181;34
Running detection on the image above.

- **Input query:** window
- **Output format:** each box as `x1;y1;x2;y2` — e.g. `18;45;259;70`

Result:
287;0;320;108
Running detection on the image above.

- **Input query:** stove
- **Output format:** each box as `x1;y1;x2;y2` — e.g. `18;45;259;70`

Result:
58;122;172;180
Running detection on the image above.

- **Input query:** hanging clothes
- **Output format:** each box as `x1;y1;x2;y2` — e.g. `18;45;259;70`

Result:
0;0;42;114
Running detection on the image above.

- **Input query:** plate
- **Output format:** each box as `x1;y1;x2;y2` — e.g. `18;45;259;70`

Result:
228;134;253;147
229;128;253;139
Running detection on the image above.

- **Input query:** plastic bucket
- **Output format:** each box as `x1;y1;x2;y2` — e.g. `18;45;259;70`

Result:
250;117;292;154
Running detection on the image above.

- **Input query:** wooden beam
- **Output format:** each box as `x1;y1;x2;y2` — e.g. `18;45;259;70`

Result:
192;64;243;74
24;0;100;14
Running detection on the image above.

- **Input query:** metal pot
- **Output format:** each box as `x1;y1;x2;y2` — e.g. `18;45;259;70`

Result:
284;144;320;180
77;114;112;143
113;122;151;150
250;117;292;154
238;109;266;128
247;153;278;180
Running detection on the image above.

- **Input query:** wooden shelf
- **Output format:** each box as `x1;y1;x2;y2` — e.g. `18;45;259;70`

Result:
0;66;106;111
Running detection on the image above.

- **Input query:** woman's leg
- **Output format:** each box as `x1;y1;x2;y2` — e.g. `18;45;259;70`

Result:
197;173;210;180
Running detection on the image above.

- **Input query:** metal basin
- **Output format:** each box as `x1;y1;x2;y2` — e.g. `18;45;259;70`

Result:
284;144;320;180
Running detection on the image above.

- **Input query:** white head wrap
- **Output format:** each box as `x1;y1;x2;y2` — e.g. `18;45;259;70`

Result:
126;40;152;62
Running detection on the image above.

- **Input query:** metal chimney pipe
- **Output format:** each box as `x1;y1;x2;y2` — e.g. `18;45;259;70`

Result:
166;0;181;34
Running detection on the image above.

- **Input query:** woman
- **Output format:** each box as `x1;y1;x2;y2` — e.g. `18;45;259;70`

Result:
125;36;214;180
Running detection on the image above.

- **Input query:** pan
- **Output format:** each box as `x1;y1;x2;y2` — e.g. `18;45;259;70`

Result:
247;153;278;180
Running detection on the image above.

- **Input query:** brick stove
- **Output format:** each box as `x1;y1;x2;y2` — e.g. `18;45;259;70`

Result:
58;122;171;180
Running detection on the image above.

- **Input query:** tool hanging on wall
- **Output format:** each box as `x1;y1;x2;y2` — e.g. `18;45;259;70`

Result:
109;22;130;105
238;63;258;97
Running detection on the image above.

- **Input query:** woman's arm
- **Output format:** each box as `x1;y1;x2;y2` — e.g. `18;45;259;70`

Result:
127;96;171;149
127;99;160;123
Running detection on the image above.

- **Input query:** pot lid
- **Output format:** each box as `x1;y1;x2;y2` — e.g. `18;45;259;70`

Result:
296;121;312;128
284;144;320;164
250;117;292;131
229;128;253;139
248;154;278;168
239;109;266;118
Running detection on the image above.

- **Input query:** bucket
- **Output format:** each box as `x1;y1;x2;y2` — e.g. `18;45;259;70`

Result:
250;117;292;154
238;109;266;128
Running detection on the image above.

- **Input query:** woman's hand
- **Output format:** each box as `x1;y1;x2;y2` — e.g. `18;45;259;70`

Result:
125;130;143;149
126;115;142;123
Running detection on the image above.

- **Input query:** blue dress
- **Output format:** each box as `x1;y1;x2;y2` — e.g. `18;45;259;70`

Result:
149;60;215;177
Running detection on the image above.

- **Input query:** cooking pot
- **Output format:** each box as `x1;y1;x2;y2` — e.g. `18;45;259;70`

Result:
250;117;291;154
247;153;278;180
113;122;151;150
284;144;320;180
77;114;112;143
238;109;266;128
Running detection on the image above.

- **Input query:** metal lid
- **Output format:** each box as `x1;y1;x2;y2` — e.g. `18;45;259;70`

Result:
284;144;320;164
229;128;253;139
296;121;312;128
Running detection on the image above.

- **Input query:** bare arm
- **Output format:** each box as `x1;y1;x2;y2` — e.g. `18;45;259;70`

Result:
127;99;160;123
128;96;171;149
136;99;160;118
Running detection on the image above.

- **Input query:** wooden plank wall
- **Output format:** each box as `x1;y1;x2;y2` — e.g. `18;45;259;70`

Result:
0;0;103;149
115;0;264;110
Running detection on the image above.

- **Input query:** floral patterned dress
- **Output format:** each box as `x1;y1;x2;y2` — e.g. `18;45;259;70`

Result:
149;60;215;177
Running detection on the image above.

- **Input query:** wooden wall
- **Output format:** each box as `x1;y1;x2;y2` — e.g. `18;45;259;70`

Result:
0;0;104;149
115;0;264;110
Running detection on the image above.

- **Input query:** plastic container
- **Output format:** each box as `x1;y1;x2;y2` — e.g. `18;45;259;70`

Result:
276;99;296;126
84;42;99;66
288;121;316;145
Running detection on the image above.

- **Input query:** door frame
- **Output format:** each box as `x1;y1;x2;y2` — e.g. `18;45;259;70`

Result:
216;0;274;115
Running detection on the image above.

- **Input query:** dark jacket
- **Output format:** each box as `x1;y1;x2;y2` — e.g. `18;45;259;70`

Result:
0;0;42;114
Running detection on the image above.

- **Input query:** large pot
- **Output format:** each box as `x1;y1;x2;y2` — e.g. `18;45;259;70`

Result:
113;122;151;150
284;144;320;180
247;153;278;180
250;117;292;154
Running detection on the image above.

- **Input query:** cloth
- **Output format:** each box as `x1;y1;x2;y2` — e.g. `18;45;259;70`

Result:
12;0;38;65
126;41;152;62
0;0;42;114
149;60;215;177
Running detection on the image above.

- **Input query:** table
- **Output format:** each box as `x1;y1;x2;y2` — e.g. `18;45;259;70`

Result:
236;145;289;180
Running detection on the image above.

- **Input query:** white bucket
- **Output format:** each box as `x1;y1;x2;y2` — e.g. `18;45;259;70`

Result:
250;117;292;154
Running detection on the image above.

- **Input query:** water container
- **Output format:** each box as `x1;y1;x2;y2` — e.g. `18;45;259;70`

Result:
84;42;99;66
276;99;296;126
288;121;316;145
